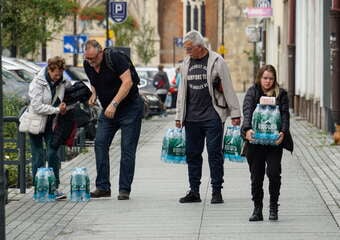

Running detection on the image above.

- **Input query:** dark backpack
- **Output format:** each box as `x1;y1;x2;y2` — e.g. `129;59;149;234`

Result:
104;47;140;85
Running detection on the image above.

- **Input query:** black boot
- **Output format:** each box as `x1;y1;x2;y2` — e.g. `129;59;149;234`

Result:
249;203;263;221
269;203;279;220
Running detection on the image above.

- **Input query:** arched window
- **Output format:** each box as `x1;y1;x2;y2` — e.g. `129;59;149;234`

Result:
255;0;271;8
184;0;206;36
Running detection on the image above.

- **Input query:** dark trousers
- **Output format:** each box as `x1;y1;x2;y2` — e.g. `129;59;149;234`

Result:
94;97;143;192
157;93;167;103
29;129;60;188
185;118;224;193
246;144;283;205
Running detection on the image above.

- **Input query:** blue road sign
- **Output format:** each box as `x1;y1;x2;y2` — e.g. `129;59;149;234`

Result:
106;39;113;48
110;1;127;23
174;37;183;47
63;35;88;54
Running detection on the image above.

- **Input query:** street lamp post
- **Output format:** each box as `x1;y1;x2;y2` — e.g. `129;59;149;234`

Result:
73;0;78;66
0;0;7;238
221;0;225;58
106;0;110;47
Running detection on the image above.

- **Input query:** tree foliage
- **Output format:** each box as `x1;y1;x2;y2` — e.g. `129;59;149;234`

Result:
79;5;105;21
134;21;156;65
111;16;138;47
1;0;77;57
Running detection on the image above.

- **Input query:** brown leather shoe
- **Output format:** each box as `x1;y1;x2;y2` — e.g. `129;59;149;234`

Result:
90;189;111;198
117;191;130;200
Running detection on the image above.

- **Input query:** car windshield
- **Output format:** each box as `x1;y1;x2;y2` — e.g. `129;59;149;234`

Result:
16;59;42;72
13;69;35;82
136;67;158;79
2;69;27;83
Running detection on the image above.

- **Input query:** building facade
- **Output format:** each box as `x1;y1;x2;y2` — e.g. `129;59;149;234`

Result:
43;0;254;92
260;0;340;139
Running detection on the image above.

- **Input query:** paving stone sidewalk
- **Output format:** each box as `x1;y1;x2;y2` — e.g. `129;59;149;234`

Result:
5;113;340;240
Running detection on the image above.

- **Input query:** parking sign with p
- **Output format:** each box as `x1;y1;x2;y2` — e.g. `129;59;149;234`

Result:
110;1;127;23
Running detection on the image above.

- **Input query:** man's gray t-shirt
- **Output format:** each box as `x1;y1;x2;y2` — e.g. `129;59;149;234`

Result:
185;53;219;122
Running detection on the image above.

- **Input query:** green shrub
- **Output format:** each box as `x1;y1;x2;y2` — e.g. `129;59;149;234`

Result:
3;95;31;186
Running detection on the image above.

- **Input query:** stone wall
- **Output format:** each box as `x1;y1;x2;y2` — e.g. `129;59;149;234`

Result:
158;0;184;64
223;0;254;92
158;0;219;65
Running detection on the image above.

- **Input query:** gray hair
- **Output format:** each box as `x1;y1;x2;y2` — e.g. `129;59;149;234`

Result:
85;39;102;51
183;30;205;46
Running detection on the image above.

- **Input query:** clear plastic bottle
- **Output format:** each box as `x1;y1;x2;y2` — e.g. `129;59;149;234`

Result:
80;167;90;202
47;168;56;202
70;168;81;202
161;128;171;162
262;105;272;145
166;129;175;163
252;104;261;134
34;168;49;202
70;167;90;202
272;105;281;144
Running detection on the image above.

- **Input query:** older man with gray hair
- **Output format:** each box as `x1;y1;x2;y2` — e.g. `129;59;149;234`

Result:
176;30;241;204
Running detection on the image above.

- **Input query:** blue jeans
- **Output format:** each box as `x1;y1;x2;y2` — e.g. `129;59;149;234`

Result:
94;96;143;192
29;128;61;188
185;118;224;193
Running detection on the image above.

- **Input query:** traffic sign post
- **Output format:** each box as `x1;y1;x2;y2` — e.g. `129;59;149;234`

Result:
63;35;88;54
174;37;183;48
173;37;183;67
110;1;127;23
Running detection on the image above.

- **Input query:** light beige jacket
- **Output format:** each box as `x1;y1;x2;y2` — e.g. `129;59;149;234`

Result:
175;50;241;123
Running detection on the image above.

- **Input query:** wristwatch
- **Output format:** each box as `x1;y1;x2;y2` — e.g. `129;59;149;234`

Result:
111;100;119;108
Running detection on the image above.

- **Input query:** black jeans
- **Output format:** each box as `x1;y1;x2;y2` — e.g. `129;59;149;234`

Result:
185;118;224;193
157;93;167;103
246;144;283;205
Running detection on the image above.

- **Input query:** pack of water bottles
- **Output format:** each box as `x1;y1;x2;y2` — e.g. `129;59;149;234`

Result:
251;103;281;145
223;126;246;162
69;167;90;202
33;167;91;203
33;167;56;202
161;128;186;164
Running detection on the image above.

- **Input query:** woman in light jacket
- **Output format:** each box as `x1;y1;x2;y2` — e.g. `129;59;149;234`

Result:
28;56;69;199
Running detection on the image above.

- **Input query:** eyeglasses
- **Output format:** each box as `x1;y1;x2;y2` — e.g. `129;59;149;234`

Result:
84;52;100;62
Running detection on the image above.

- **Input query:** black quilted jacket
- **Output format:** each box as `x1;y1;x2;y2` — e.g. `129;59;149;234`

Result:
241;84;294;152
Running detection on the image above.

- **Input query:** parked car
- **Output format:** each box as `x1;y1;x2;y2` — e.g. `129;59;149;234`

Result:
139;89;165;118
15;58;42;73
2;57;41;74
136;66;177;106
135;66;158;80
2;68;30;102
2;61;36;83
138;77;156;92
